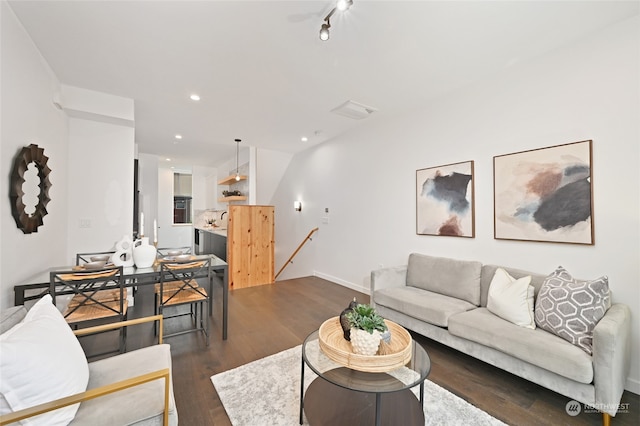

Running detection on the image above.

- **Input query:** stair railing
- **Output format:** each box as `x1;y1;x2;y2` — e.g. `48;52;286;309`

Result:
275;227;319;280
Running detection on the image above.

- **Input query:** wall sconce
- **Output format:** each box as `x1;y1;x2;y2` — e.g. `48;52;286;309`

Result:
294;201;302;212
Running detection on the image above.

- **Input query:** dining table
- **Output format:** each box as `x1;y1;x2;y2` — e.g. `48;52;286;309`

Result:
13;254;229;340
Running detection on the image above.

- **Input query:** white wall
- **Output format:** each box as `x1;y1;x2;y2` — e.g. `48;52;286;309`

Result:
193;165;217;210
66;118;134;261
138;153;159;239
1;2;136;307
256;148;293;205
1;2;69;308
271;16;640;392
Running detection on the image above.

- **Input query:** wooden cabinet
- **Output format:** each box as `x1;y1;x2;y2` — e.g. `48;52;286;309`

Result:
227;205;274;290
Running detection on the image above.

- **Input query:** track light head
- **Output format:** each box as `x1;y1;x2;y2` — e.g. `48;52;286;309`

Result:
336;0;353;12
319;22;331;41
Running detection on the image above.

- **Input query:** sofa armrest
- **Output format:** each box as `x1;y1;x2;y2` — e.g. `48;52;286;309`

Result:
370;265;408;307
0;368;171;426
592;303;632;416
73;314;164;343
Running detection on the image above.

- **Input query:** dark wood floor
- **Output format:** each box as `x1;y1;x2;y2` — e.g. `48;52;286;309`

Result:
98;276;638;426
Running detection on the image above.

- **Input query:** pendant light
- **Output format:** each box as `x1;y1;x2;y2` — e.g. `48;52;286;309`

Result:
234;138;241;181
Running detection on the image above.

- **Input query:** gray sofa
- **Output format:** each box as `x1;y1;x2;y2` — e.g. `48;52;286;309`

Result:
371;253;631;422
0;305;178;425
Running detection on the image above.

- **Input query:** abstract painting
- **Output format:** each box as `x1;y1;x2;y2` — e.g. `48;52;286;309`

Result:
493;140;594;244
416;161;475;237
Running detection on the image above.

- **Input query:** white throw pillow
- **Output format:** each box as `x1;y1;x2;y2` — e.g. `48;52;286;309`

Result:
487;268;536;329
0;295;89;425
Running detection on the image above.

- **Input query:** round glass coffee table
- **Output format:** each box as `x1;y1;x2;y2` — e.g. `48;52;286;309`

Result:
299;328;431;426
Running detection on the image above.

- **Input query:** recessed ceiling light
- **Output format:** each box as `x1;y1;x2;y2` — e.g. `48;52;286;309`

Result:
166;158;171;162
190;94;200;101
301;137;308;142
175;134;182;140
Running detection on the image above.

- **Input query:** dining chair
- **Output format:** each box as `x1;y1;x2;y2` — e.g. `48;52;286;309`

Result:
155;257;210;345
50;266;128;355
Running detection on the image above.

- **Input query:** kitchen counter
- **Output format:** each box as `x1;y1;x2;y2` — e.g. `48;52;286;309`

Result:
196;226;227;237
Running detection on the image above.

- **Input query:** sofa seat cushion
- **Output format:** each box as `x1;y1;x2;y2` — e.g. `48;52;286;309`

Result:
70;344;178;426
406;253;482;305
374;287;477;327
449;308;593;384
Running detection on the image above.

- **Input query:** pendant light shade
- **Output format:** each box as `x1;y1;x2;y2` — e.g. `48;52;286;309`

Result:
234;138;241;180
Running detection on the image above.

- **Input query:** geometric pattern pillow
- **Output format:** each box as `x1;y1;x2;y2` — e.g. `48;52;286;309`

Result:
534;266;610;355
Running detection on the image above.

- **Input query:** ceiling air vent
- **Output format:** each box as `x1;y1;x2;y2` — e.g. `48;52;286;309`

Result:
331;100;377;120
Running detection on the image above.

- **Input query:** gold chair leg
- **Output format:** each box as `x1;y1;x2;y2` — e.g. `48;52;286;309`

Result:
602;412;611;426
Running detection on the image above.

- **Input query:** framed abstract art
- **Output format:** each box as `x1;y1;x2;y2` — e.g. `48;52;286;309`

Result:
416;160;475;237
493;140;594;245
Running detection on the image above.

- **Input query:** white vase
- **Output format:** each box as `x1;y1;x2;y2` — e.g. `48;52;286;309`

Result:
350;328;381;356
112;234;135;266
133;237;156;268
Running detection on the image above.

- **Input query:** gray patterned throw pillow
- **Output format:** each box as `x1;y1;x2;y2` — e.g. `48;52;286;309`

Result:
534;266;610;355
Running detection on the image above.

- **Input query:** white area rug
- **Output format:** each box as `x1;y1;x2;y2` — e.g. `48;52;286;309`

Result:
211;342;506;426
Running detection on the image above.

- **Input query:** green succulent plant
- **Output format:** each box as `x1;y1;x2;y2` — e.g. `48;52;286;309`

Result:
345;303;388;334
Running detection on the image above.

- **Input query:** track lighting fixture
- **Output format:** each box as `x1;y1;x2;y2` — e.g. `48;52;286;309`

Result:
319;0;353;41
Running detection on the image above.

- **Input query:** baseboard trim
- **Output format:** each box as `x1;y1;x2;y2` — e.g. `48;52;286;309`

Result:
313;271;369;295
626;378;640;395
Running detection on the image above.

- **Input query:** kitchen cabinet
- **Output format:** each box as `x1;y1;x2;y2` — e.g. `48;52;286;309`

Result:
194;228;227;261
227;205;274;290
210;231;227;261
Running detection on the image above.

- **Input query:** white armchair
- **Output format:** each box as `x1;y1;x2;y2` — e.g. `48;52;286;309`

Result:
0;296;177;425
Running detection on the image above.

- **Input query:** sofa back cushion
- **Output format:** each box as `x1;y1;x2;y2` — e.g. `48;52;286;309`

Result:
481;265;547;307
406;253;482;305
0;306;27;334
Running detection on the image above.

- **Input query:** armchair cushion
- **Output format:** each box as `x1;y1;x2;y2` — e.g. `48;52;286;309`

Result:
70;344;177;425
0;294;89;425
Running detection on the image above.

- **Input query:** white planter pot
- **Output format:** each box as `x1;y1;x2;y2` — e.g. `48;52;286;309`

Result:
350;328;381;356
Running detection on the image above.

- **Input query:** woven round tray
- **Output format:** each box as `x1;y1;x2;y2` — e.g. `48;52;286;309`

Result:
318;316;412;373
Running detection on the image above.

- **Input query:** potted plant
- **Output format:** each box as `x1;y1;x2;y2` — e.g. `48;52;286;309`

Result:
345;304;388;356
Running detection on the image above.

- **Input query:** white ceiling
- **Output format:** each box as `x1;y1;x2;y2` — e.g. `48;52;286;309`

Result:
8;1;639;168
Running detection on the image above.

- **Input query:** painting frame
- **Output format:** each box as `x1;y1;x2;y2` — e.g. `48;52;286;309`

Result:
493;140;594;245
416;160;475;238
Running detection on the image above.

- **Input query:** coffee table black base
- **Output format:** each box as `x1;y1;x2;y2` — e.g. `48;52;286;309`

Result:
304;376;425;426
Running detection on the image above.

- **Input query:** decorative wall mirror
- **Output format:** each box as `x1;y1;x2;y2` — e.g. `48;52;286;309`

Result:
9;144;52;234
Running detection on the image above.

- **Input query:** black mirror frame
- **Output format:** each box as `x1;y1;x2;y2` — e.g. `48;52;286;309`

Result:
9;144;52;234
